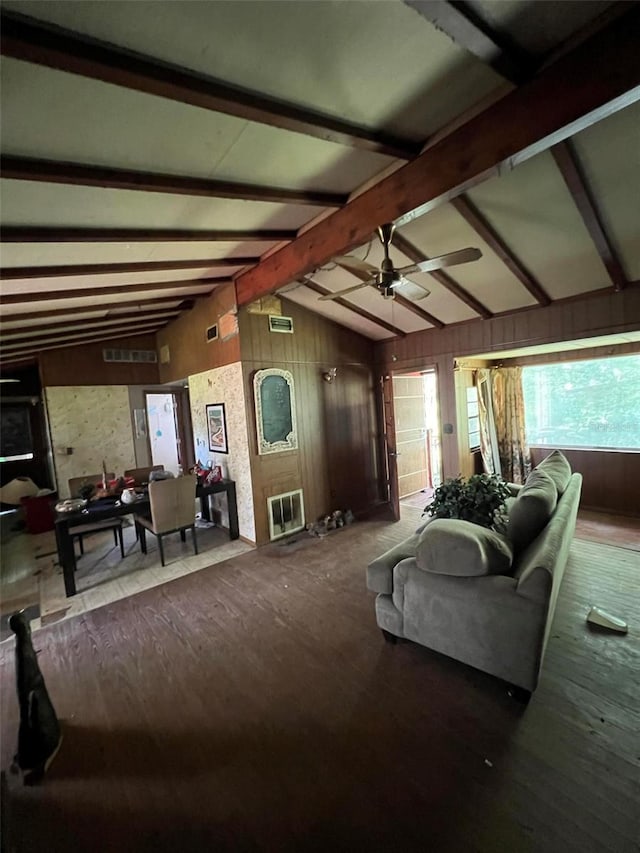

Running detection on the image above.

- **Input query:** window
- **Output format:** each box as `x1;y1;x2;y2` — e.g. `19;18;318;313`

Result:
522;354;640;450
0;404;34;462
466;385;480;451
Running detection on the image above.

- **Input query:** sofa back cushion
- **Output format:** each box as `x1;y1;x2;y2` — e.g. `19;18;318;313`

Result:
536;449;572;495
507;468;558;554
415;518;514;577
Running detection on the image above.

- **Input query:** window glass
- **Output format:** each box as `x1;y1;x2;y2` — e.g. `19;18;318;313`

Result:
467;386;480;451
522;354;640;450
0;404;34;462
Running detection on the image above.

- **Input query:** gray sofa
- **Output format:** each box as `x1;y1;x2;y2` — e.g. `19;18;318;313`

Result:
367;451;582;695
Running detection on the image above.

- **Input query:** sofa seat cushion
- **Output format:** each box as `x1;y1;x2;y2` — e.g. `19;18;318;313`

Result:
415;519;514;577
536;449;572;494
507;468;557;553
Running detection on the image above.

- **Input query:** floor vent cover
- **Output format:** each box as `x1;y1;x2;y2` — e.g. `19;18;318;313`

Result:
267;489;305;540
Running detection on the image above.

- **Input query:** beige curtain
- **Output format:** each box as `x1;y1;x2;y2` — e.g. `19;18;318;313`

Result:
491;367;531;484
476;369;500;475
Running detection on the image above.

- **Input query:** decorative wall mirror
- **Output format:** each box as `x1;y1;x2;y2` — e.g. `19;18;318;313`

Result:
253;368;298;455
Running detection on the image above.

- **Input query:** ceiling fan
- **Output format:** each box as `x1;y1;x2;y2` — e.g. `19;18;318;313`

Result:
319;223;482;301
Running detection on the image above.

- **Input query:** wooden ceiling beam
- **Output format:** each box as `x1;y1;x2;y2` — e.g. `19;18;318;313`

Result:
0;277;229;305
1;258;256;280
235;6;640;305
0;155;346;208
551;140;628;292
0;321;166;352
1;298;195;324
404;1;533;85
449;195;551;305
0;10;418;160
391;230;493;318
1;309;181;339
299;278;407;338
0;226;298;243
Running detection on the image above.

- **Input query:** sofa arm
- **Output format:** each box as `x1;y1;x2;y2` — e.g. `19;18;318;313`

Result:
507;482;523;497
366;533;420;595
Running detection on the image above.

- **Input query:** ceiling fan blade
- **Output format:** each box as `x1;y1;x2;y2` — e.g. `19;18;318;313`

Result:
318;281;371;301
398;247;482;276
400;278;431;299
334;256;378;275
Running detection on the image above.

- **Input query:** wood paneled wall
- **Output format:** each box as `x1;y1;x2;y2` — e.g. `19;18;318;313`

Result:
240;299;381;545
39;334;160;387
157;284;240;383
531;447;640;517
376;287;640;483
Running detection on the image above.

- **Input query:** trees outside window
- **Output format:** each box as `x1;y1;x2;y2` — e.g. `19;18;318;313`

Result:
522;354;640;450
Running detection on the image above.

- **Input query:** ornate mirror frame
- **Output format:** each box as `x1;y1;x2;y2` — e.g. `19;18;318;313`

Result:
253;368;298;455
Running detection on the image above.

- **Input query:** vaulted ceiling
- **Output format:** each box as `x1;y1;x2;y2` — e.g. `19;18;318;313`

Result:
1;0;639;365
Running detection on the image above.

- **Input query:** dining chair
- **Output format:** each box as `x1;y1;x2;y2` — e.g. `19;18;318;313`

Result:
67;474;125;560
123;465;164;486
133;475;198;567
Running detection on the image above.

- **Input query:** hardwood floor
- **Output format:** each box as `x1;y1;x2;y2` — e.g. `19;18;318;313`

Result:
1;507;639;853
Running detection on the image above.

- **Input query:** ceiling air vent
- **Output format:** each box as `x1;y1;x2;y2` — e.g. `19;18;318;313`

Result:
103;348;158;363
206;324;218;342
268;315;294;334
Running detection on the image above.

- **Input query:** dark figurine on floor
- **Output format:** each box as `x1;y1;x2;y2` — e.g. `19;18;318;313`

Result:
9;611;62;785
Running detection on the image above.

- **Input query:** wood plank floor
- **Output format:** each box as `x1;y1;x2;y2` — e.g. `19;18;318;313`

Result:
1;507;639;853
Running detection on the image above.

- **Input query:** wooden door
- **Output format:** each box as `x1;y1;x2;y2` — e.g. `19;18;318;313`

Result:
381;373;400;520
393;374;431;499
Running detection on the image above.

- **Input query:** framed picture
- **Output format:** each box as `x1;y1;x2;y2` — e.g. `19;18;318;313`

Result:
206;403;228;454
253;368;298;455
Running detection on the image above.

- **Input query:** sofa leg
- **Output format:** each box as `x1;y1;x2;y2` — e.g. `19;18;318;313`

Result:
381;629;398;644
507;685;532;704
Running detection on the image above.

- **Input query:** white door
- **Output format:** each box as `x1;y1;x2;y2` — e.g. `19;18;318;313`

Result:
145;393;180;474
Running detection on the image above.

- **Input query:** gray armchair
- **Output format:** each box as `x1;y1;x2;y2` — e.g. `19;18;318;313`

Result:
134;475;198;566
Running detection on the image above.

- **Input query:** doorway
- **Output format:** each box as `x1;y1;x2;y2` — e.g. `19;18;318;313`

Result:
144;390;192;476
391;369;442;512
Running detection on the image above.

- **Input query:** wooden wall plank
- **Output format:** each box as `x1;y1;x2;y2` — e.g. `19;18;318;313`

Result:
39;333;160;386
157;283;240;382
240;298;379;544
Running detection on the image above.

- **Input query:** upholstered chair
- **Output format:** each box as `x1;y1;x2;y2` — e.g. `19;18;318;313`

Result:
67;473;125;560
123;465;164;486
133;475;198;566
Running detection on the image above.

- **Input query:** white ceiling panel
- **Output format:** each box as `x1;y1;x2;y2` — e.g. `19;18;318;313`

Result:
1;269;241;295
2;311;177;340
571;100;640;281
1;241;277;267
466;151;611;299
4;1;503;140
0;181;325;231
398;204;538;312
0;286;214;316
1;60;396;192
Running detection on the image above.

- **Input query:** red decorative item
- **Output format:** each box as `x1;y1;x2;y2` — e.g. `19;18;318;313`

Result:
205;465;222;485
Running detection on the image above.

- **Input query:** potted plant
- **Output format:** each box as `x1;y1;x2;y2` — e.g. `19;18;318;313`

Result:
424;473;511;531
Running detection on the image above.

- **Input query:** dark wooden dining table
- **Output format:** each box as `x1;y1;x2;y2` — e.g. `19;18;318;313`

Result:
54;479;239;597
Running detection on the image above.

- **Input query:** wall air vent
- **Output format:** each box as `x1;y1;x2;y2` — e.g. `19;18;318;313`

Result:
103;349;158;364
268;315;294;334
206;324;218;342
267;489;305;541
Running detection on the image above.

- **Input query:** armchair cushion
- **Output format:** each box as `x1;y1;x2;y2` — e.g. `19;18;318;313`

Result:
415;519;513;577
507;468;557;553
535;449;572;495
